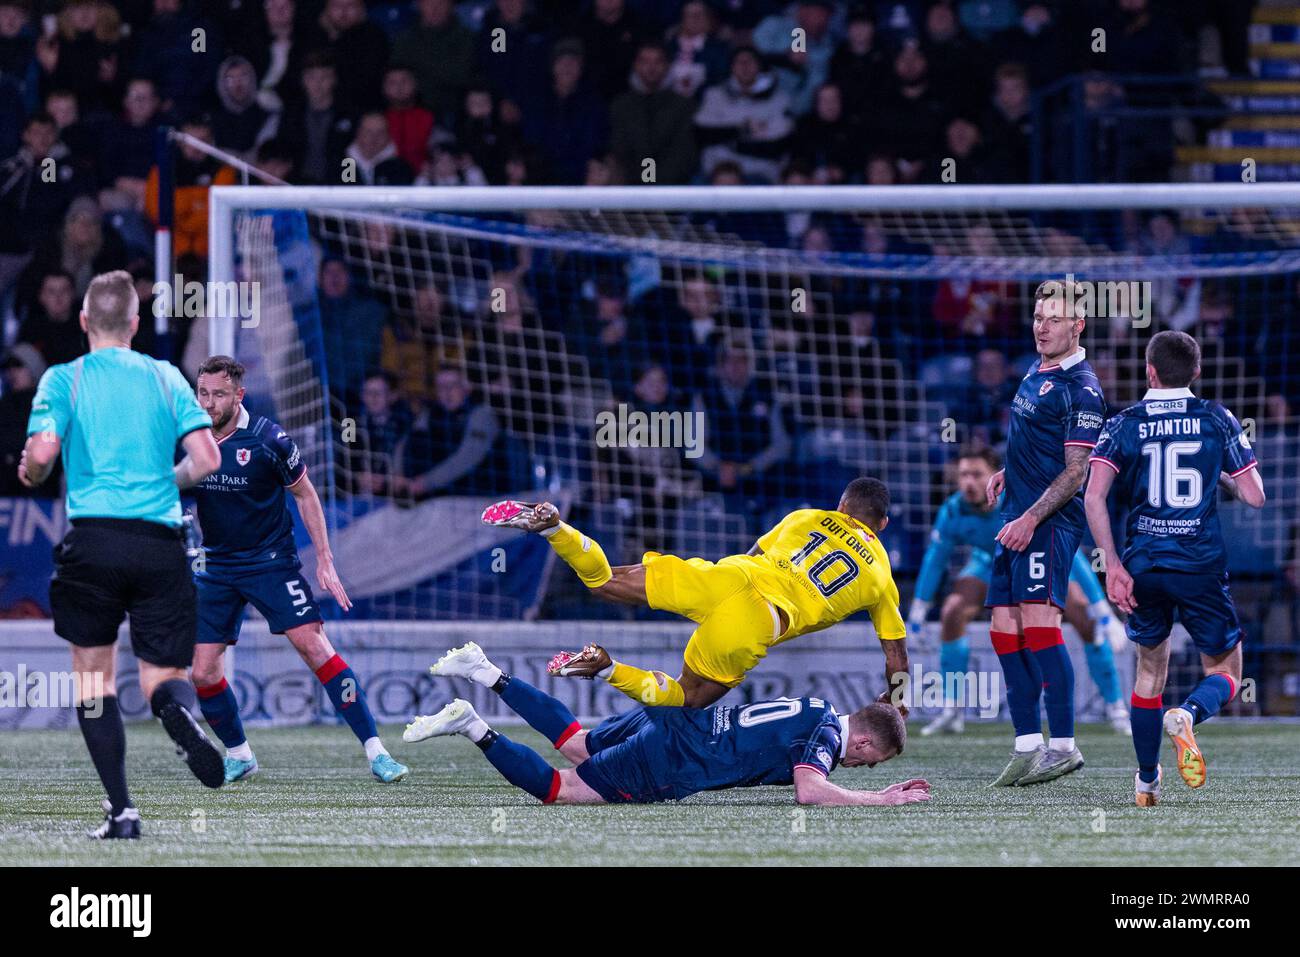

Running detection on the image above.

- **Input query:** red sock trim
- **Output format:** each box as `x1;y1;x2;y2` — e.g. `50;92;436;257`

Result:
542;769;562;804
1131;692;1163;710
195;678;229;699
552;720;582;749
1216;673;1238;700
1024;626;1065;652
315;654;348;684
990;630;1024;655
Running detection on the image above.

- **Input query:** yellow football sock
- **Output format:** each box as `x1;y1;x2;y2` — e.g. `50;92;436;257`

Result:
608;661;686;707
542;521;612;588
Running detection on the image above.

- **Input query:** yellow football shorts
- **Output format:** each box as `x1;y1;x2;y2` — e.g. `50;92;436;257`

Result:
642;552;782;688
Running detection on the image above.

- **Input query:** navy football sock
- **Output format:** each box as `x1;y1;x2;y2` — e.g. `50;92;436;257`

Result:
477;731;561;803
76;696;132;814
316;655;379;746
149;676;198;717
1026;627;1075;741
992;631;1042;738
1182;673;1236;725
196;677;247;749
497;675;581;748
1130;692;1163;783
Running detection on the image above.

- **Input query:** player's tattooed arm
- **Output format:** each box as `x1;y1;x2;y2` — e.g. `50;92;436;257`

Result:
1025;445;1091;525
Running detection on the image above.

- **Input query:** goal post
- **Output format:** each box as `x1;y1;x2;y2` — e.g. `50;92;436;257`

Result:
205;182;1300;627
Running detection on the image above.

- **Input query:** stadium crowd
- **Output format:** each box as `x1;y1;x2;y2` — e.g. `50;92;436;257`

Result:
2;0;1295;582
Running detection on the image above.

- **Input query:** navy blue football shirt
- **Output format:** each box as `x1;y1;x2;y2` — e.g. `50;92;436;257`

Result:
1090;387;1257;575
190;406;306;572
660;696;845;798
1004;348;1106;531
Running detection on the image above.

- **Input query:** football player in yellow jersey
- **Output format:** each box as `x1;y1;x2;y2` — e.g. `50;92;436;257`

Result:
480;477;909;710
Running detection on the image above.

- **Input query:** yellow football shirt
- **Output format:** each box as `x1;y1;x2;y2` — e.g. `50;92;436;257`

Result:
729;508;906;643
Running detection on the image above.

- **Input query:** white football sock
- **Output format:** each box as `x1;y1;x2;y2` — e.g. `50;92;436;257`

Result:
472;660;503;688
227;742;253;761
1014;732;1044;752
363;737;388;761
463;714;491;742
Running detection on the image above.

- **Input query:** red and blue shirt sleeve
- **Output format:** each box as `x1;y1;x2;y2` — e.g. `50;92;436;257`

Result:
789;715;841;778
1216;406;1258;478
1089;414;1126;474
1064;380;1107;450
266;425;306;487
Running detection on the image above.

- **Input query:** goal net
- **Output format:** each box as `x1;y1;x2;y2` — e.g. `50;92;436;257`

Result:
208;184;1300;633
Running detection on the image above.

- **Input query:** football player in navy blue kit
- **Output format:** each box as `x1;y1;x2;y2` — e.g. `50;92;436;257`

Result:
187;356;408;784
403;642;930;807
984;279;1107;787
1086;331;1265;807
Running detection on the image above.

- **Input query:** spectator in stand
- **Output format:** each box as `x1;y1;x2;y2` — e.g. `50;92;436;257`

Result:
519;38;609;185
829;6;888;124
695;45;794;184
221;0;303;116
477;0;552;113
395;366;503;499
306;0;389;112
456;85;522;185
96;78;164;200
351;370;412;497
577;0;647;100
392;0;478;118
0;342;55;495
253;137;295;181
414;138;489;186
863;39;947;179
212;55;279;160
44;88;97;186
571;273;649;401
131;0;223;119
610;41;698;186
0;113;83;291
344;112;414;185
988;2;1066;88
1104;0;1184;75
931;227;1016;350
381;280;469;406
656;270;731;394
18;195;128;307
953;347;1015;446
691;338;791;502
924;115;998;183
792;82;860;183
33;0;120;114
752;0;839;117
278;51;355;185
383;66;435;173
921;1;988;116
664;0;730;100
982;61;1032;182
18;269;82;366
319;256;386;408
0;0;38;124
144;117;237;260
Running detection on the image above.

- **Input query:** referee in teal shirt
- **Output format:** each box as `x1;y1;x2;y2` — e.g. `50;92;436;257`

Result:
20;270;227;839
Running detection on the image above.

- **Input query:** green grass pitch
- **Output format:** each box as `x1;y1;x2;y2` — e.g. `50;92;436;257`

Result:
3;721;1298;866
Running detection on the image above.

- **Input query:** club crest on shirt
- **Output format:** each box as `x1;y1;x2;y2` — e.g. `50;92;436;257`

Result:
1038;380;1054;397
236;448;251;467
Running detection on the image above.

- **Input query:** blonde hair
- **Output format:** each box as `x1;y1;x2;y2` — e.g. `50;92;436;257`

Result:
82;270;139;339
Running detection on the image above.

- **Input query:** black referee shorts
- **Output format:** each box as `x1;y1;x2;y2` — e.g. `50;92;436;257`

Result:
50;518;197;668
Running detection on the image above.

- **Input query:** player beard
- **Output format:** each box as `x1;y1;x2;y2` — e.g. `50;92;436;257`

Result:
209;407;235;434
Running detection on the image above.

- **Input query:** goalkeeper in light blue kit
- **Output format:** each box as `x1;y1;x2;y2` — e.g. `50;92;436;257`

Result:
907;444;1129;736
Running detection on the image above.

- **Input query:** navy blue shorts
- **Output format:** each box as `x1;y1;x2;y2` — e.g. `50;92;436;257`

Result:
1127;570;1242;657
196;564;321;644
575;709;673;804
986;522;1081;610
